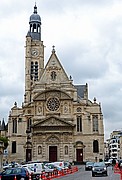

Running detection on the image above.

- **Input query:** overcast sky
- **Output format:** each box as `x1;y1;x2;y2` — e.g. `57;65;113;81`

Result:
0;0;122;140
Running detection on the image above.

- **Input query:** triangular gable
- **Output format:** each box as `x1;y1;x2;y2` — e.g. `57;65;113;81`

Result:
32;116;75;128
39;51;70;84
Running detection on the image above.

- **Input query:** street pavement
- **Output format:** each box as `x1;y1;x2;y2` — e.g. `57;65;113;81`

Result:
54;165;121;180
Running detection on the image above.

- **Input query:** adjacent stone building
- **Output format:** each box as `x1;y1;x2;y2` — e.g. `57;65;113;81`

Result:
7;4;104;164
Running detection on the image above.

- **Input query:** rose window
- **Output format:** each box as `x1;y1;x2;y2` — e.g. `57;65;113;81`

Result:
47;97;60;111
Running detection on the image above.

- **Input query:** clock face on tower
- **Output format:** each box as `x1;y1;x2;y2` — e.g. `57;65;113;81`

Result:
47;97;60;111
31;49;39;56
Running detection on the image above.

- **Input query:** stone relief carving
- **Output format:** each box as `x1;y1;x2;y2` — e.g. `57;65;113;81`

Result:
38;106;42;113
36;102;43;115
41;118;66;126
46;91;61;99
69;104;71;113
64;134;69;142
47;66;61;71
47;135;60;144
64;104;68;113
77;107;82;112
35;94;45;100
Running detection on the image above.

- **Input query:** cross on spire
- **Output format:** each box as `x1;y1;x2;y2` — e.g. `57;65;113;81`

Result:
52;45;55;53
34;2;37;14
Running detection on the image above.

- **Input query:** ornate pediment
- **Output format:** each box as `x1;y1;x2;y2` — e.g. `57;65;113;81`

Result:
32;116;74;128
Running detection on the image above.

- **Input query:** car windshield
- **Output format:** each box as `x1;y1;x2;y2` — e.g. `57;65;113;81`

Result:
86;162;94;165
94;162;105;167
27;167;34;171
45;164;54;169
4;168;22;175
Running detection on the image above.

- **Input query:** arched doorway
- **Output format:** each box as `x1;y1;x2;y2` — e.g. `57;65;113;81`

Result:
75;141;85;163
47;135;60;162
26;149;32;162
25;142;32;162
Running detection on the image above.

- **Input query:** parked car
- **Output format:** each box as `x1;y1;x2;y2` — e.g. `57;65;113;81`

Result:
44;165;54;173
22;162;44;180
44;163;63;171
23;166;40;180
53;161;71;170
22;162;44;172
64;162;72;169
3;162;20;170
92;162;108;177
104;159;113;166
85;161;94;171
0;167;30;180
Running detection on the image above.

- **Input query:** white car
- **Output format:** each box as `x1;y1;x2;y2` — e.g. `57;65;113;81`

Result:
104;159;113;166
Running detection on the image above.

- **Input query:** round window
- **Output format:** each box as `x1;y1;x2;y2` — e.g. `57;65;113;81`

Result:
47;97;60;111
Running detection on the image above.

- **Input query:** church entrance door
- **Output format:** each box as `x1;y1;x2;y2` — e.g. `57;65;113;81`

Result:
49;146;57;162
76;149;83;162
26;149;32;162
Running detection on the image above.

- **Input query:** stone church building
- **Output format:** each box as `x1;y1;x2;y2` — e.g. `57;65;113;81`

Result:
7;5;104;164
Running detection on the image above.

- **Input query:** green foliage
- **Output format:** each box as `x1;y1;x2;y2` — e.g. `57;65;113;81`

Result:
0;137;9;149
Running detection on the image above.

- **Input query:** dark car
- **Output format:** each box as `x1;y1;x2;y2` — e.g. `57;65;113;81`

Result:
85;161;94;171
92;162;108;177
64;162;72;169
0;167;30;180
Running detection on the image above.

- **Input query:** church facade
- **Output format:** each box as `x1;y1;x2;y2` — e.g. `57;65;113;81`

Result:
7;5;104;164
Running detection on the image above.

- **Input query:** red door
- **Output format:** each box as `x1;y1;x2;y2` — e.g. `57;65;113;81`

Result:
49;146;57;162
76;149;83;162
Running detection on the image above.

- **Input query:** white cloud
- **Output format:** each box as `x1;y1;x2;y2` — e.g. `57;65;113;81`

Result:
0;0;122;140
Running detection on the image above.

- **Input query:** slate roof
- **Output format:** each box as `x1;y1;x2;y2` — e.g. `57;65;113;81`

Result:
75;85;86;99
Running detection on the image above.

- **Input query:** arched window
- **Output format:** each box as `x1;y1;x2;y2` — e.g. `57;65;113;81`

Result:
37;24;40;33
93;115;98;132
27;118;32;132
31;61;34;80
12;118;17;133
93;140;99;153
35;61;38;80
38;146;42;155
64;146;68;155
77;115;82;132
33;23;37;32
12;141;16;153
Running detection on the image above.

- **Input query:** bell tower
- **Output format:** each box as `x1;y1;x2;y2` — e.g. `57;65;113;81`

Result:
24;4;44;103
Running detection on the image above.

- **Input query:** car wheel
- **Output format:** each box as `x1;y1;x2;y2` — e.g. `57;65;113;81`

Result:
92;173;95;177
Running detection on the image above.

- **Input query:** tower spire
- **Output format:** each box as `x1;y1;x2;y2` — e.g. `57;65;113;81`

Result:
34;2;37;14
28;3;41;40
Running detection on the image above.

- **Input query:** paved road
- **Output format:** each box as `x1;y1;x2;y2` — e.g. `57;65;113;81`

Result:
54;165;121;180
